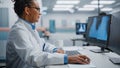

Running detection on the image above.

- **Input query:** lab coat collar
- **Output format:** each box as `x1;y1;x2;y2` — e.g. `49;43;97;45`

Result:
19;18;36;30
18;18;40;44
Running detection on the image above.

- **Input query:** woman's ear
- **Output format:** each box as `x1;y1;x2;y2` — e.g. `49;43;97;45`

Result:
24;7;30;15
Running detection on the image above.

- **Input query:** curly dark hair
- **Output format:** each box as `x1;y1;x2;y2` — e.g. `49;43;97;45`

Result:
11;0;34;17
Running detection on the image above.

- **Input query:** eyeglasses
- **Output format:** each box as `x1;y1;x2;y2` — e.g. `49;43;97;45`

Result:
29;7;40;12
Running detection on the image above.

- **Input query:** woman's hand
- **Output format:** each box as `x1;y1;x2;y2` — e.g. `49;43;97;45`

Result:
68;55;90;64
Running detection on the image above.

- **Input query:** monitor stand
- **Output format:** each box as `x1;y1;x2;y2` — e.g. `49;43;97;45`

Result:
90;47;109;53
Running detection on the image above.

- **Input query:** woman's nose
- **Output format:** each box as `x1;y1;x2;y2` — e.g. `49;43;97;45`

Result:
39;12;42;15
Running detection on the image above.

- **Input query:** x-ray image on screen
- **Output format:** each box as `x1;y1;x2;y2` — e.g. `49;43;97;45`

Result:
97;16;110;41
78;24;86;32
76;23;87;34
89;17;98;38
86;15;111;53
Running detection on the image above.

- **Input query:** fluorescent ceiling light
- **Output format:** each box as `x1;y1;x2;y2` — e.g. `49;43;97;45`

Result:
84;5;103;8
101;8;113;11
69;9;75;13
56;1;80;4
78;8;95;11
53;7;71;11
54;5;74;8
91;1;115;4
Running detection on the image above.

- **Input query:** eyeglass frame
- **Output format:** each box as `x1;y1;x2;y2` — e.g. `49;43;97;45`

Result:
28;7;40;12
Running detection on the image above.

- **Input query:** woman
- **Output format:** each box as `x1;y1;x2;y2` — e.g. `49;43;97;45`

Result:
6;0;90;68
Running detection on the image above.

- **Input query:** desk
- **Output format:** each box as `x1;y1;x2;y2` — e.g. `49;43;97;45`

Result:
71;38;86;46
46;46;120;68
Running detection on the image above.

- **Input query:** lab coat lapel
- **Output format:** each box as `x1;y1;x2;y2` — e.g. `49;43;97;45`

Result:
24;23;45;50
20;19;40;44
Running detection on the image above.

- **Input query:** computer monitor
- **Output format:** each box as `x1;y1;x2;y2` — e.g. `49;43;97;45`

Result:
108;13;120;55
107;13;120;64
96;15;111;47
86;16;98;43
76;23;87;35
86;15;111;53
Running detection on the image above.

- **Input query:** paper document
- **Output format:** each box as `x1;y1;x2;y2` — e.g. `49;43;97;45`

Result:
68;63;96;68
45;65;69;68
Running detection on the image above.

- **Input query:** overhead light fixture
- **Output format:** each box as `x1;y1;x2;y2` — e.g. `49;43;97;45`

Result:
54;5;74;8
78;8;95;11
53;7;71;11
56;0;80;4
69;9;75;13
91;1;115;4
84;5;103;8
101;8;113;11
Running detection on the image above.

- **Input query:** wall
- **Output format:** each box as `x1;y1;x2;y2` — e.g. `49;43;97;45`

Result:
42;13;97;28
0;0;42;28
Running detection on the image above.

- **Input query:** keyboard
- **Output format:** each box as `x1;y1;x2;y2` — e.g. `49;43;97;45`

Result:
106;52;120;64
65;50;80;56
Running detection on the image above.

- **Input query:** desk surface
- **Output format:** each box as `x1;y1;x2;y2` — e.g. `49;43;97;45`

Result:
46;46;120;68
1;46;119;68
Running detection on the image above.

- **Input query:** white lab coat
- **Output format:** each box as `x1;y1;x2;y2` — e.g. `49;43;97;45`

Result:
6;18;65;68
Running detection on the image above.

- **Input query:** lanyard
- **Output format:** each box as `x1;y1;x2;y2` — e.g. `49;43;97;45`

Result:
42;43;45;51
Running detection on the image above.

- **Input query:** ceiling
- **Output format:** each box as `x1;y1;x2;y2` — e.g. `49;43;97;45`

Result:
42;0;120;14
0;0;119;14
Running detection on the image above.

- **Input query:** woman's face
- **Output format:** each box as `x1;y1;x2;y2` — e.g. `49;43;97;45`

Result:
25;0;41;23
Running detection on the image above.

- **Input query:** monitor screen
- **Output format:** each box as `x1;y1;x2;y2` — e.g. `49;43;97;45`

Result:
88;17;98;39
76;23;87;35
86;16;99;43
108;12;120;55
85;15;111;53
96;15;111;46
97;15;111;41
